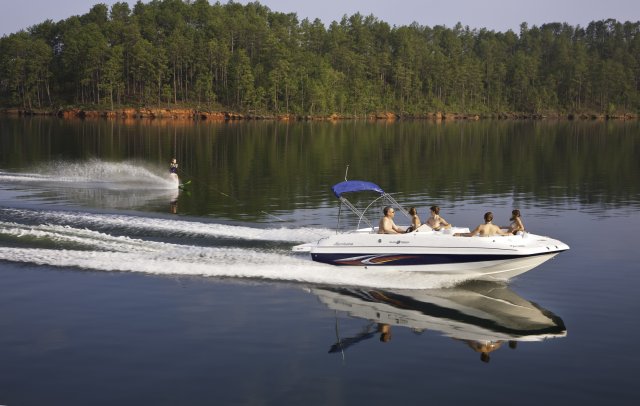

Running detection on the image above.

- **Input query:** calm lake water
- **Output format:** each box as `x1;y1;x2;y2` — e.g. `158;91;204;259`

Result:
0;116;639;405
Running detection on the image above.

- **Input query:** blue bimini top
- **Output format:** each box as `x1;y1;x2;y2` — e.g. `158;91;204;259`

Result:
331;180;385;198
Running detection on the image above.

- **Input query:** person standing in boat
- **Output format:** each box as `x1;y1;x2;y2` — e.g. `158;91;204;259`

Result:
425;206;451;231
454;212;510;237
378;206;405;234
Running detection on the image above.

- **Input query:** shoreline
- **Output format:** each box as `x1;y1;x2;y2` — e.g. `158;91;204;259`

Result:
1;107;637;121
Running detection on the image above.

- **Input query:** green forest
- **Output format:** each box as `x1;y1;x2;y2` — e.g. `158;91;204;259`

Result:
1;0;639;116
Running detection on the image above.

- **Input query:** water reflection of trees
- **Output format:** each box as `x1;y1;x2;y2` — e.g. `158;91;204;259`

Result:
1;118;638;216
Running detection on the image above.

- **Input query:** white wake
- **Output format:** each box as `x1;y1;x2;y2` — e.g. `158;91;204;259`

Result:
0;159;176;190
0;214;470;289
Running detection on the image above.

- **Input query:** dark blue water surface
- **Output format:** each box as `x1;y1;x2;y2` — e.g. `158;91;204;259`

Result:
0;117;639;405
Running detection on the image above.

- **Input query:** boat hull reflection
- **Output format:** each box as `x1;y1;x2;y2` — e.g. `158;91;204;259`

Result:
312;282;566;361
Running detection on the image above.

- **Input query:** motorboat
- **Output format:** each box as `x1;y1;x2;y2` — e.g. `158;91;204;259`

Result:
311;282;566;358
293;180;569;281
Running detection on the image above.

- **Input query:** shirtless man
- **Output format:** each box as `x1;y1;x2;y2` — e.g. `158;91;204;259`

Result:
454;212;510;237
378;206;405;234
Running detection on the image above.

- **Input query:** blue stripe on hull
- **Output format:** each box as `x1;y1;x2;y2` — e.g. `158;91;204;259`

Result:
311;252;552;266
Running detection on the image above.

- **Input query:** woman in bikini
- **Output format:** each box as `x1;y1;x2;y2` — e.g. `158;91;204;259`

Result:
508;209;525;235
425;205;451;231
405;207;422;233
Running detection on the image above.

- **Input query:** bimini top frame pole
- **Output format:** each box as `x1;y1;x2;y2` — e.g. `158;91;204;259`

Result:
332;180;410;233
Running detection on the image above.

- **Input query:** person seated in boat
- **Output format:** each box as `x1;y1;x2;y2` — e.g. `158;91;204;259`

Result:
404;207;422;233
378;206;405;234
169;158;178;175
454;212;510;237
506;209;525;235
425;205;451;231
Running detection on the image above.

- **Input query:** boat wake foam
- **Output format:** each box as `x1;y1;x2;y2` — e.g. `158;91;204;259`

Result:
0;208;332;242
0;159;177;190
0;246;473;289
0;209;474;289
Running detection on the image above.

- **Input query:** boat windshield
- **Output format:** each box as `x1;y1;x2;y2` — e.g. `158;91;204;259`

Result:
332;180;408;232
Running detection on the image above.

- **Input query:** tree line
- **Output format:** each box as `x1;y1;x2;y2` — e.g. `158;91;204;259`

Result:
1;0;638;116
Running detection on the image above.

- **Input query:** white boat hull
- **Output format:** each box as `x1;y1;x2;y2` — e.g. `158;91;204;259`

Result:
294;180;570;281
295;228;569;281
